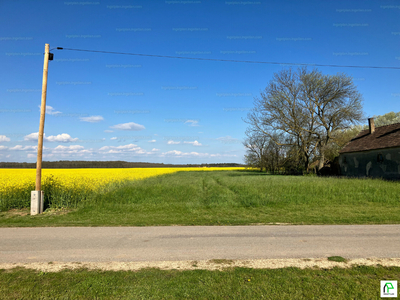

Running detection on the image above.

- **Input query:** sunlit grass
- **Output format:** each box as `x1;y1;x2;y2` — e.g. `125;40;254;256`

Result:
1;170;399;227
0;265;398;299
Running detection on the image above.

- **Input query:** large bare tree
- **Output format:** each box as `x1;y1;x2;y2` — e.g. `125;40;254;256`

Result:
243;129;287;173
245;67;364;171
243;130;269;172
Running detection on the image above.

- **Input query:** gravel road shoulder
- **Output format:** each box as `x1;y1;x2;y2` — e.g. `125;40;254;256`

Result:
1;258;399;272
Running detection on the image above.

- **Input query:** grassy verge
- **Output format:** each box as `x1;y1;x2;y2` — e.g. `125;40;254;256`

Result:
1;170;399;227
1;265;398;299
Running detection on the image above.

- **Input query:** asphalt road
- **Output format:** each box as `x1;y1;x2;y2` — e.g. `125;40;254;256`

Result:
0;225;399;263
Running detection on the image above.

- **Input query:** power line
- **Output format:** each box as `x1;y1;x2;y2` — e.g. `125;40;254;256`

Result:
56;47;400;70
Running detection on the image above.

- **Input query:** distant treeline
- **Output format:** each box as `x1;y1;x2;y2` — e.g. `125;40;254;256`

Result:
0;160;245;169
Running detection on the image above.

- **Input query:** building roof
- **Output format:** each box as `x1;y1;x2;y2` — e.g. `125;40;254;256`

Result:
339;122;400;154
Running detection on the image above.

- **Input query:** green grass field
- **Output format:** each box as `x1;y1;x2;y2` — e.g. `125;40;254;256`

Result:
1;170;399;227
1;170;399;299
1;265;398;299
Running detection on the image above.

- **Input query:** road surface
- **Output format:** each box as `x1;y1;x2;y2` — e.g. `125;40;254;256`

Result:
1;225;399;263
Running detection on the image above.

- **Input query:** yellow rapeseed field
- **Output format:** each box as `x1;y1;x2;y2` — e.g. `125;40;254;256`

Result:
0;167;244;210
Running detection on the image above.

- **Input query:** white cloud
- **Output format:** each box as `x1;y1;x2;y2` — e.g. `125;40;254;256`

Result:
47;134;79;143
167;140;180;145
50;145;92;155
24;132;39;141
38;105;62;115
104;130;113;133
100;143;141;152
184;140;202;146
162;150;183;156
10;145;37;151
161;150;208;157
185;120;199;126
160;150;237;158
80;115;104;123
115;144;140;150
99;146;109;151
54;145;84;151
111;137;117;140
148;139;156;143
108;149;122;154
20;144;94;159
80;150;93;153
210;153;237;157
0;135;10;142
110;122;145;131
99;143;157;156
6;141;238;161
24;132;79;143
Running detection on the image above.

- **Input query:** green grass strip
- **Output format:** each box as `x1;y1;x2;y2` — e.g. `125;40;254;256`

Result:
1;265;399;299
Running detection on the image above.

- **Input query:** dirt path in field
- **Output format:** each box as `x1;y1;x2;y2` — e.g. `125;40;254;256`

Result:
1;258;400;272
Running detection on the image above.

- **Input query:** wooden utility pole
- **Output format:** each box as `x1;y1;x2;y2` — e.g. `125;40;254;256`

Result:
36;43;50;191
31;43;50;215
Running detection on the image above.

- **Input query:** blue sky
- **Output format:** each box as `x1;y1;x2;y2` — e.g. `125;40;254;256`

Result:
0;0;399;164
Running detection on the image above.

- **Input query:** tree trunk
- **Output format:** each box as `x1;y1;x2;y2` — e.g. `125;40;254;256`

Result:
318;153;324;171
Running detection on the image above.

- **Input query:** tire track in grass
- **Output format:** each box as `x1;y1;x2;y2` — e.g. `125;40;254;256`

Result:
213;175;267;208
200;173;239;208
